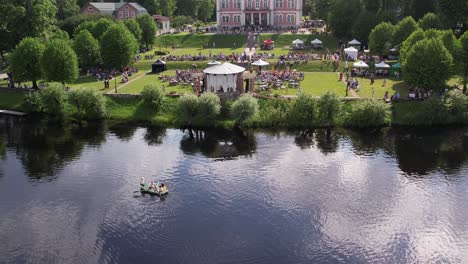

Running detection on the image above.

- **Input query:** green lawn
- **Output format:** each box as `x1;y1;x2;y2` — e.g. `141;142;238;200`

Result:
0;93;26;111
68;71;146;92
118;71;194;95
350;77;409;98
258;33;339;53
155;33;247;48
262;72;346;97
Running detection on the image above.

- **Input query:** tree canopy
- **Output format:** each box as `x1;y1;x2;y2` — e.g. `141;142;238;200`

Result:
41;39;79;83
417;13;443;30
100;24;138;68
137;14;157;48
368;22;395;55
393;17;419;46
73;30;101;69
9;37;45;89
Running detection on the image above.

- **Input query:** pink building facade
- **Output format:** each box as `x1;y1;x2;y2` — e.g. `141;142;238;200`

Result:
216;0;302;28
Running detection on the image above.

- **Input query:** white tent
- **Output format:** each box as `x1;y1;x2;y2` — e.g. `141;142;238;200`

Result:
375;61;390;69
251;59;269;66
348;39;361;45
311;39;322;45
203;62;245;92
353;60;369;68
344;47;358;60
207;60;221;66
292;39;304;45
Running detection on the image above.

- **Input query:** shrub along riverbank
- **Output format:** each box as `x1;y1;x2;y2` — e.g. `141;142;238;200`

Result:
2;88;468;128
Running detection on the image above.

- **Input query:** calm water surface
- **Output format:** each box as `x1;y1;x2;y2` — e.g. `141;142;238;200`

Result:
0;116;467;263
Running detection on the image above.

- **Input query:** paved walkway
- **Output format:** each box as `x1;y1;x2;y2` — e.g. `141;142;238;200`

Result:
105;72;147;94
338;73;360;98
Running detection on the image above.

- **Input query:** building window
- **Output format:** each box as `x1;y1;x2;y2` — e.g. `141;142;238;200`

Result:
247;0;252;8
255;0;260;8
263;0;268;8
275;0;283;8
275;14;283;23
125;11;129;18
222;15;230;23
287;14;295;22
234;0;241;8
222;0;228;8
119;11;123;18
233;15;240;23
131;11;135;17
287;0;295;8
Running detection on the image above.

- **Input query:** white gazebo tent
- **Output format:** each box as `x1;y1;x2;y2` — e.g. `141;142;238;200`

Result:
311;38;323;49
292;39;304;45
251;59;270;72
348;39;361;46
353;60;369;68
207;60;222;66
375;61;390;69
344;47;358;60
203;62;245;93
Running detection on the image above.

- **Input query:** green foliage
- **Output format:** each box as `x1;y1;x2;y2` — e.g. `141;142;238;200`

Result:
137;14;157;48
351;11;380;43
197;0;214;22
417;12;443;30
288;94;318;127
255;99;290;127
402;38;453;90
73;30;101;69
318;91;342;126
9;37;44;88
345;100;390;127
68;88;107;119
39;83;67;115
123;19;142;43
23;92;44;113
171;16;195;29
92;18;114;40
74;20;97;36
460;32;468;89
158;0;177;17
59;14;108;37
141;84;164;112
197;93;221;124
393;17;419;46
231;95;259;126
100;24;138;68
177;94;199;125
400;29;425;63
328;0;361;39
41;39;79;83
56;0;79;20
444;90;468;121
369;22;395;55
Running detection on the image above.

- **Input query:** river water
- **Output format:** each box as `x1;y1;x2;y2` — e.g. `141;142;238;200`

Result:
0;116;467;264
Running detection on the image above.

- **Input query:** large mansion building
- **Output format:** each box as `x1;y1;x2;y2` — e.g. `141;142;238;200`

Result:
216;0;302;28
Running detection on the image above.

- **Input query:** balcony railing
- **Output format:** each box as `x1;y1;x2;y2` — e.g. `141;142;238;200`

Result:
244;6;270;10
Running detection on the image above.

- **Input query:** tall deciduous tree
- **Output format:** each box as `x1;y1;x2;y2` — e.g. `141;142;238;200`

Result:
369;22;395;55
459;32;468;92
328;0;360;39
197;0;214;22
91;18;114;40
159;0;177;17
56;0;79;20
41;39;79;83
9;37;45;89
137;14;157;48
73;30;101;69
418;12;443;30
123;19;142;43
400;29;425;63
100;24;138;68
437;0;467;30
402;38;453;90
393;16;419;46
352;11;380;43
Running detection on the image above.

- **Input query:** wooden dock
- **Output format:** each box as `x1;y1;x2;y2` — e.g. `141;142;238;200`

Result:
0;109;27;116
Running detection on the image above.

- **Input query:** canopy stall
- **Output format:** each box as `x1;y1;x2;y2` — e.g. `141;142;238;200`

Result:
348;39;361;46
203;62;245;93
392;62;401;70
251;59;270;72
263;39;274;45
292;39;305;50
311;38;323;49
151;59;167;73
353;61;369;68
261;39;275;50
375;61;390;69
344;47;358;61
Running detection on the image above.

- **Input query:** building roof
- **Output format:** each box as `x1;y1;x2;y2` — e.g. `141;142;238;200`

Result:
153;15;170;22
88;2;147;15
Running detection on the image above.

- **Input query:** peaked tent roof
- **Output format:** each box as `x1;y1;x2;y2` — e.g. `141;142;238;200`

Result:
203;62;245;74
344;46;358;52
152;59;166;65
292;39;304;45
311;39;323;44
353;61;369;68
375;61;390;68
348;39;361;45
252;59;270;66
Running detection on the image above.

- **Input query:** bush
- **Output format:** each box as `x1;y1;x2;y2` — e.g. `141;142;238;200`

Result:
256;99;290;127
23;92;44;113
444;90;468;122
141;84;164;112
288;94;318;127
197;93;221;124
40;84;66;115
421;97;451;125
177;94;199;126
68;89;107;119
318;91;342;126
345;100;390;127
154;50;169;55
231;95;259;126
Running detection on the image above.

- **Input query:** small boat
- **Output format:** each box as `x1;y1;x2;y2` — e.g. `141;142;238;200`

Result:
140;183;169;196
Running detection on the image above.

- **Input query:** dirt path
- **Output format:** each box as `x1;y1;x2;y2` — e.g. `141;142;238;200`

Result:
338;73;360;98
105;73;147;94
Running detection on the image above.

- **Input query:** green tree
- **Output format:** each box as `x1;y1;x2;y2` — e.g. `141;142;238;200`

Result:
92;18;114;40
100;24;138;68
197;93;221;124
393;16;419;46
9;37;45;89
345;99;390;127
418;12;443;30
40;83;67;115
74;20;96;36
141;84;164;112
369;22;395;55
314;0;334;22
175;0;200;17
56;0;79;20
328;0;360;39
402;38;453;90
68;88;107;119
41;39;79;83
459;32;468;92
288;94;318;127
318;91;342;126
123;19;142;43
137;14;157;48
177;94;199;126
159;0;177;17
197;0;214;22
436;0;467;29
231;95;259;127
400;29;425;63
352;11;380;43
136;0;158;15
73;30;101;69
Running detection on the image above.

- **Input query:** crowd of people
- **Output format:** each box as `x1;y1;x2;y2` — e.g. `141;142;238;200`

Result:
257;70;304;90
87;66;138;84
159;69;202;86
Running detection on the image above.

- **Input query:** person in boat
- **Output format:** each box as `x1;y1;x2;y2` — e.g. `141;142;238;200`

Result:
150;181;156;191
159;183;167;193
140;177;145;185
